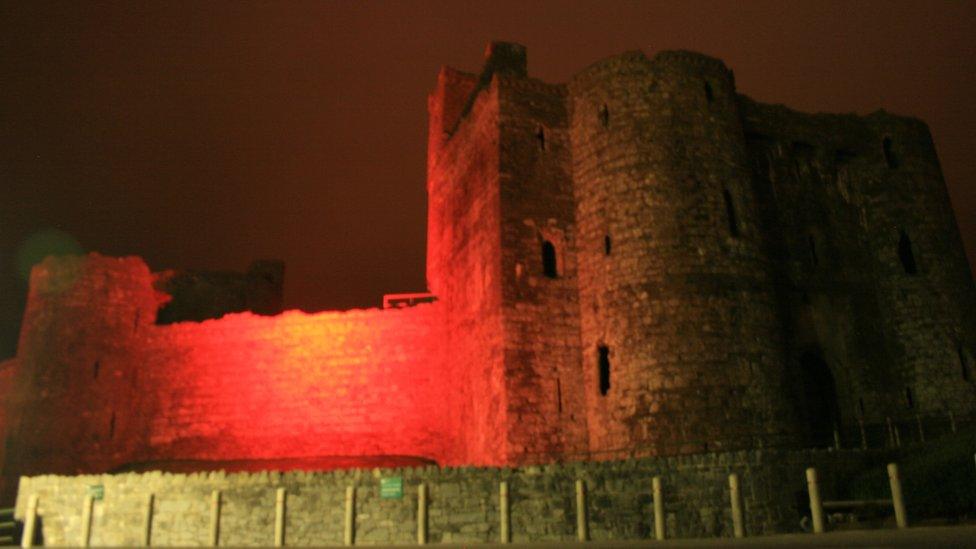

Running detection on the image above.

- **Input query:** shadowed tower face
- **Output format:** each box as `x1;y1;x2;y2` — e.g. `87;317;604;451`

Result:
568;51;798;455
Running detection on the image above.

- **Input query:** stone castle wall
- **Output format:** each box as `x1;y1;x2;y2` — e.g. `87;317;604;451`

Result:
739;98;976;442
1;254;457;501
496;70;589;461
567;50;798;457
2;42;975;506
15;449;884;546
425;61;508;465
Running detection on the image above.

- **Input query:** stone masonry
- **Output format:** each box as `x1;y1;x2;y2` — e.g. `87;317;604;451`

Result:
16;448;884;545
1;42;974;508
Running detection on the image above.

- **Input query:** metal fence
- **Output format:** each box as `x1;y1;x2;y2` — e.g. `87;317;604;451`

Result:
519;411;976;463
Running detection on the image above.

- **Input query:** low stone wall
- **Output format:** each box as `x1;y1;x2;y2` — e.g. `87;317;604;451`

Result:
15;449;885;546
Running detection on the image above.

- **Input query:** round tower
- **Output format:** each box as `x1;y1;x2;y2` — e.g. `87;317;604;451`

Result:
4;254;158;488
568;50;797;455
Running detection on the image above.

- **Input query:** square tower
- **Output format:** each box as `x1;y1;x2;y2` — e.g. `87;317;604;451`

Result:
426;42;588;465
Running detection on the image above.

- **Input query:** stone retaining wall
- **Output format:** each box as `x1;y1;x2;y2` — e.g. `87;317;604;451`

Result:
15;449;885;546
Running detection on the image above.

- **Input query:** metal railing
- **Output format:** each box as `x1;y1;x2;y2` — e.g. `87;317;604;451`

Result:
518;411;976;463
835;411;975;451
805;463;908;533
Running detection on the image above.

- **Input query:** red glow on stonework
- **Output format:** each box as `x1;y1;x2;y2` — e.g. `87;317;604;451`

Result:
0;253;463;486
146;305;451;465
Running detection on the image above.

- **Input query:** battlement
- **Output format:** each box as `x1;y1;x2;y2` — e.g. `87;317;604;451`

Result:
154;259;284;324
652;49;734;75
481;41;527;78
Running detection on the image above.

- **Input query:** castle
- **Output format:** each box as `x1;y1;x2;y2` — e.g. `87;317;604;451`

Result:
2;42;975;502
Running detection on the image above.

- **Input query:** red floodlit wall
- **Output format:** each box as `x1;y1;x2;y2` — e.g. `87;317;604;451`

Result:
1;254;457;500
426;65;509;464
142;304;450;464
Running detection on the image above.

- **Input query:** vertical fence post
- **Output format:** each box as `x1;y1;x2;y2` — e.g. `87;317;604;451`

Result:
949;411;957;433
499;481;510;544
887;463;908;529
142;493;154;547
274;487;286;547
80;494;94;547
20;494;38;548
728;473;745;538
344;486;355;546
915;413;924;442
652;476;665;541
805;468;825;534
833;427;841;450
209;490;221;547
417;483;428;545
575;479;588;542
858;417;868;450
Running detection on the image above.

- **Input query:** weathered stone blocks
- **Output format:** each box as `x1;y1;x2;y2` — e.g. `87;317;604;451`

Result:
2;42;974;511
15;449;886;545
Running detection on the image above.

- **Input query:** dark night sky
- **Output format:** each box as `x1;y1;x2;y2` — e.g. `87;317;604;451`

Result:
1;1;974;359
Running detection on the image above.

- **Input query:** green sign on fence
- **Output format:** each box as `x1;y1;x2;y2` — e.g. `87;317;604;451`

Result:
380;477;403;499
87;485;104;500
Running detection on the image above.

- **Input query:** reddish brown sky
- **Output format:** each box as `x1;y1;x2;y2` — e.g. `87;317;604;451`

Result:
1;1;974;358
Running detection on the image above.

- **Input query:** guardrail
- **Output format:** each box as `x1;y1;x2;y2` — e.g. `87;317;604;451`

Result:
805;463;908;534
517;411;976;463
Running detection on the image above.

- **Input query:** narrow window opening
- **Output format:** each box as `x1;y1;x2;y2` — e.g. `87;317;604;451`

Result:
959;345;971;382
808;234;819;267
598;346;611;396
905;387;914;409
723;189;740;237
109;411;116;439
599;104;609;128
898;230;917;275
857;397;865;417
604;235;612;255
882;137;899;169
93;361;100;379
556;378;563;415
542;240;558;278
704;81;714;103
536;126;546;151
